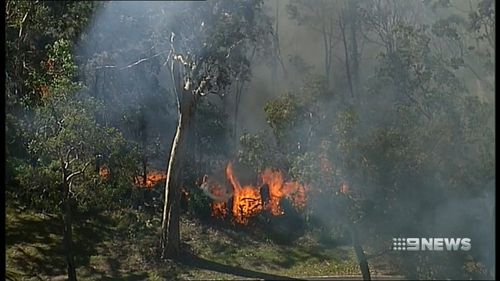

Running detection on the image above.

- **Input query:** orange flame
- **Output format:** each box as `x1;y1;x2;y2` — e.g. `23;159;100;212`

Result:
199;175;231;219
339;181;349;194
99;166;110;179
283;181;307;209
260;168;307;215
133;171;167;189
99;167;166;189
202;162;307;224
208;183;229;218
226;162;263;224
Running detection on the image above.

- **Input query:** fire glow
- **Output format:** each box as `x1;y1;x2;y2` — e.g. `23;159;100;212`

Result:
133;171;167;189
100;166;167;189
204;162;307;225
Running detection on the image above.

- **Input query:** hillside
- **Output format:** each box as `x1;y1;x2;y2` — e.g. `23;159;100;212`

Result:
6;206;402;280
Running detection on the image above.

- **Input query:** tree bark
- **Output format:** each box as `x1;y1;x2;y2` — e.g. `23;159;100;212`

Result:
322;27;332;91
142;158;147;186
272;1;281;95
348;0;360;88
160;59;195;259
61;172;77;281
339;15;355;101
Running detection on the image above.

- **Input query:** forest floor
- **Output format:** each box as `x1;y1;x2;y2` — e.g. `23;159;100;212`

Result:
6;206;403;280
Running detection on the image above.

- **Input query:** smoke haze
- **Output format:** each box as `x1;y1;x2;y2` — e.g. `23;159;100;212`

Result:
76;1;494;279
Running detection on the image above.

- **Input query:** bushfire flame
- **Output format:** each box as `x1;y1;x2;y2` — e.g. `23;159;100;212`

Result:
133;171;167;189
260;169;307;215
226;162;264;224
98;166;166;189
99;166;110;178
201;162;307;225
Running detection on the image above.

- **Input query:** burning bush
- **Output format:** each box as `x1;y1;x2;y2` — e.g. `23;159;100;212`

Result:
198;162;307;225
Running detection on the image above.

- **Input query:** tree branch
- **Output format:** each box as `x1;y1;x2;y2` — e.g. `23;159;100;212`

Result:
66;161;93;183
19;11;29;38
64;147;77;170
95;50;170;70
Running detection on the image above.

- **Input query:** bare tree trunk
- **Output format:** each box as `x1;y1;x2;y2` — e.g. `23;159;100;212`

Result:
61;173;77;281
348;0;360;87
142;158;147;186
233;75;244;146
160;114;183;258
339;15;355;101
137;157;147;208
272;1;281;95
319;12;336;93
322;28;332;91
160;60;195;259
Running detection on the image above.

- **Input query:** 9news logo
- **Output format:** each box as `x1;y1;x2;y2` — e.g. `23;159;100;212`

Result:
392;237;471;251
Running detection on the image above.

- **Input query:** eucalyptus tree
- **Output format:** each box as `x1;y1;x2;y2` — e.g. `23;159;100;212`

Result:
160;0;271;258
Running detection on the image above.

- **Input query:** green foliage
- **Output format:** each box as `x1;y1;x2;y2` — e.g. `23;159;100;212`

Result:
167;0;271;97
186;188;212;220
8;33;138;213
4;1;495;279
43;39;80;91
5;0;96;106
332;108;358;157
264;91;320;156
350;20;495;279
238;132;277;172
192;99;232;158
116;209;156;240
288;152;322;183
13;161;62;212
265;94;300;137
13;89;136;213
